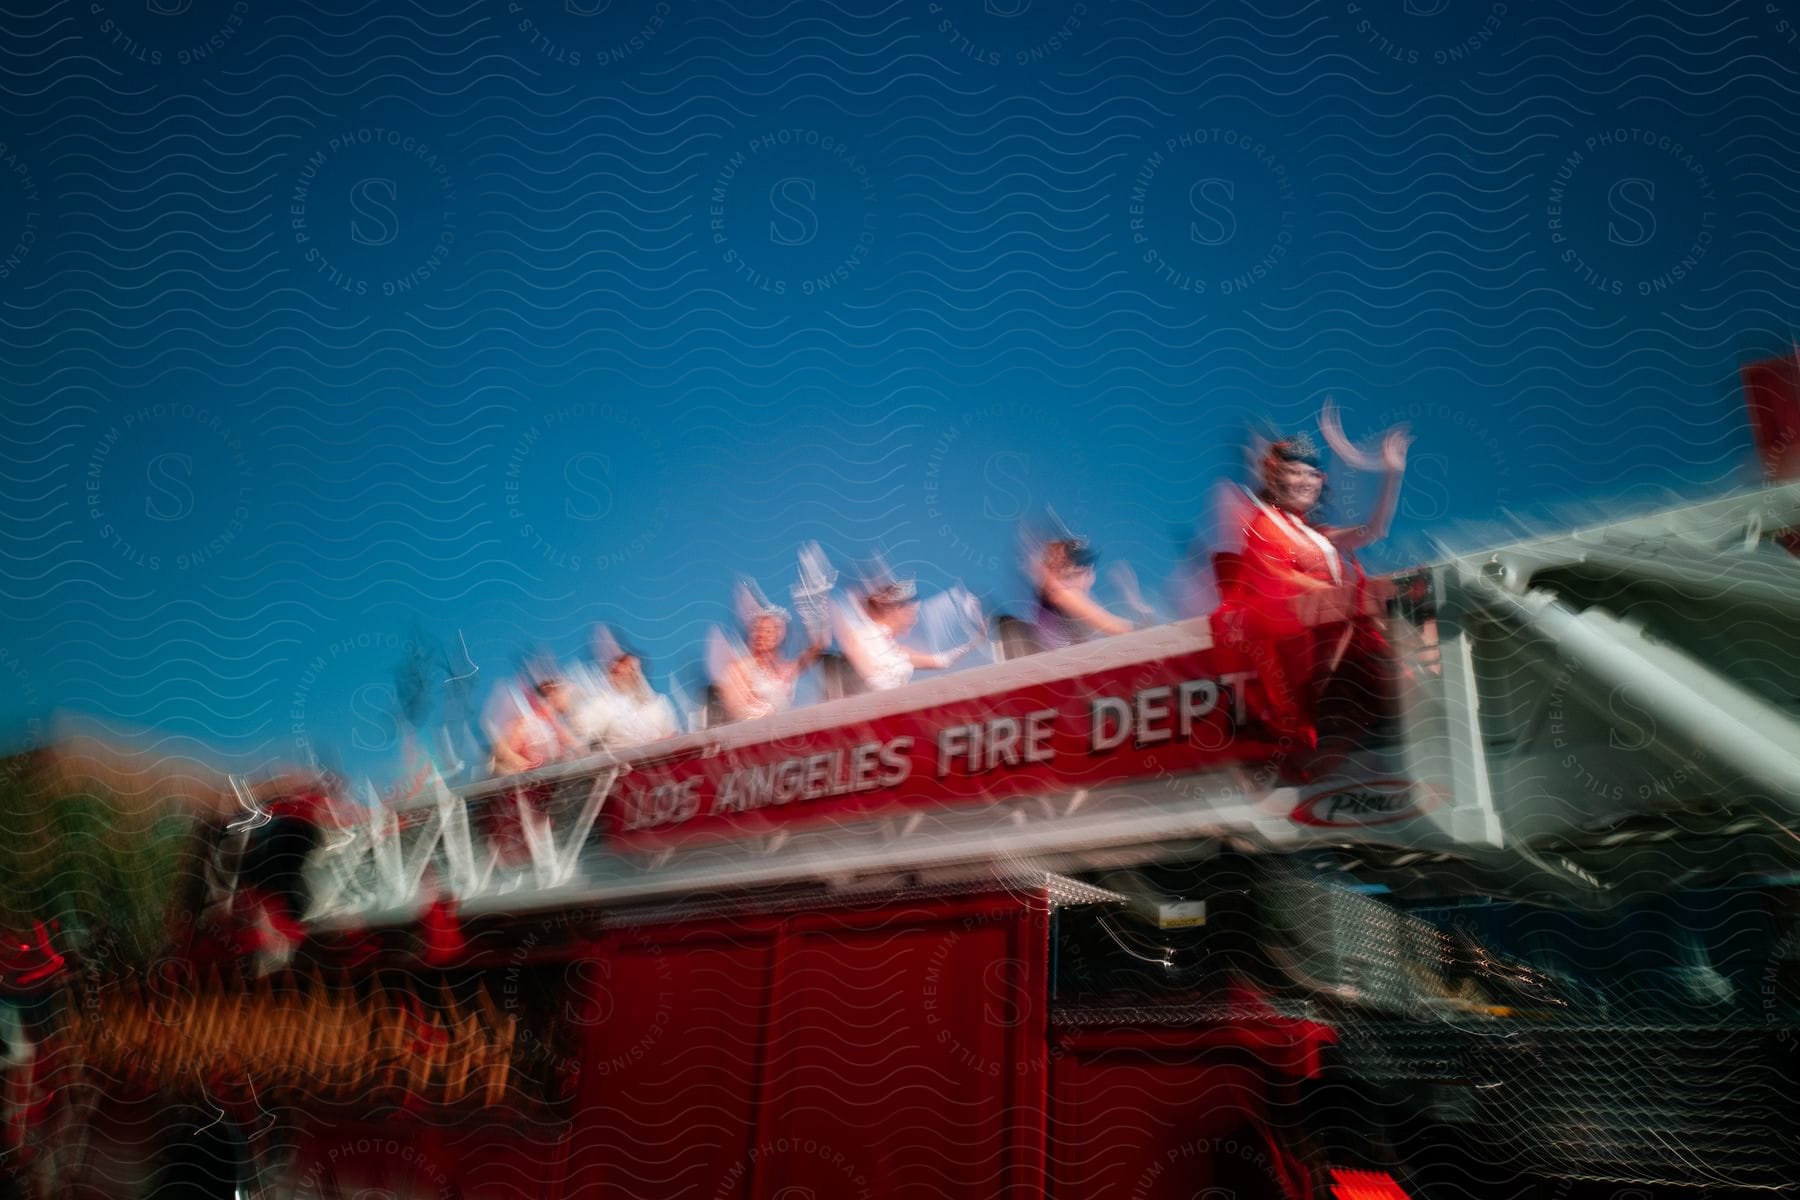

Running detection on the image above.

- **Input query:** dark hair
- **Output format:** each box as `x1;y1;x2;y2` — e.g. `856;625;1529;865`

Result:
1048;538;1098;570
864;584;915;612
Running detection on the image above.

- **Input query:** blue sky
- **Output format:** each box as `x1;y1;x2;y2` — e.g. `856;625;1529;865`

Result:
1;0;1794;786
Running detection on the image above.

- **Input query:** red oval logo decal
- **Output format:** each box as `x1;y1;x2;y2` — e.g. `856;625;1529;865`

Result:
1290;779;1443;828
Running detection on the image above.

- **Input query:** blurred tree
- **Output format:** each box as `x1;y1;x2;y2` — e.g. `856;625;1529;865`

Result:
0;743;216;969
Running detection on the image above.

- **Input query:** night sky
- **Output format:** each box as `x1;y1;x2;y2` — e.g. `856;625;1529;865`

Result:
1;0;1794;785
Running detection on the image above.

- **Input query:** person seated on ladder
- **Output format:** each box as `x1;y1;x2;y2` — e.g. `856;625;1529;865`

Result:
711;568;832;724
569;628;680;752
834;560;979;693
1025;528;1136;651
1214;406;1411;769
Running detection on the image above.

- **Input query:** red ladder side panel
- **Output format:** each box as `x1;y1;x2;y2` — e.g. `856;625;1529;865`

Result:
562;893;1049;1200
565;928;780;1199
756;898;1049;1200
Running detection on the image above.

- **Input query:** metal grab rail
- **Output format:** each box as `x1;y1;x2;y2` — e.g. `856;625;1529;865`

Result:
1456;565;1800;807
307;767;619;920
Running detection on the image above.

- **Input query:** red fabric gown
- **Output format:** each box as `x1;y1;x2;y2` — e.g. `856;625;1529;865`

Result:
1215;492;1392;751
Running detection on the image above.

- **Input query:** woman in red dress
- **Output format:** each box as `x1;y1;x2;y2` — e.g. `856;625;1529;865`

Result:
1223;426;1410;759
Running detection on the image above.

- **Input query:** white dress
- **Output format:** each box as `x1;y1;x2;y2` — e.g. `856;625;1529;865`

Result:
738;657;797;716
572;686;678;751
851;621;914;691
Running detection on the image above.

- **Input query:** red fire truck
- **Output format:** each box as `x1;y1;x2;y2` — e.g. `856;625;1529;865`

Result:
241;482;1800;1198
14;366;1800;1199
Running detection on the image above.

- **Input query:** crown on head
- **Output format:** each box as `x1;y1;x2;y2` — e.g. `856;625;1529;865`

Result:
1269;432;1322;468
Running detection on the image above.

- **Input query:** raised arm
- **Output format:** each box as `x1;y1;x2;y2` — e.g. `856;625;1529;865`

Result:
904;643;973;671
792;623;830;674
1040;574;1135;637
1327;428;1410;553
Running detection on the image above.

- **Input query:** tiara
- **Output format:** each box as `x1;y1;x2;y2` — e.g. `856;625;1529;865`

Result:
1269;432;1322;467
734;579;790;627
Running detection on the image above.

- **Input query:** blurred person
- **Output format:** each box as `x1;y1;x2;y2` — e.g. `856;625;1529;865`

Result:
488;675;577;776
571;638;679;752
1217;414;1410;758
835;565;978;692
712;580;828;723
1027;533;1135;650
475;664;580;872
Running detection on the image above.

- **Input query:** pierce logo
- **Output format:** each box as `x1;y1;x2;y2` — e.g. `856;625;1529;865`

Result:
1290;779;1441;827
